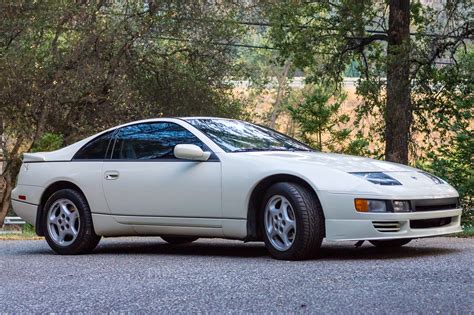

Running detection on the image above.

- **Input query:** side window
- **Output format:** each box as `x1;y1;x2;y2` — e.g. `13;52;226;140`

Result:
73;131;113;160
111;122;206;160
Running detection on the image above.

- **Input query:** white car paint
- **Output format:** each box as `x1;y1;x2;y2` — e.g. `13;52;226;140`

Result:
12;117;462;242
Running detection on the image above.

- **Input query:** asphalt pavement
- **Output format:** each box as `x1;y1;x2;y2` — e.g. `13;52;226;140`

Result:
0;237;472;313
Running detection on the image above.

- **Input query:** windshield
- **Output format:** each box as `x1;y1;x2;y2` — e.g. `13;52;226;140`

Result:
185;119;314;153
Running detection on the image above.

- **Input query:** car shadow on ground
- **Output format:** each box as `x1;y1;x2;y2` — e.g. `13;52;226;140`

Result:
82;239;461;261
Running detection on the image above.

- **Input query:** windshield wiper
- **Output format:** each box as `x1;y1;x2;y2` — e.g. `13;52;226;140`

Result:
232;148;273;152
232;148;309;152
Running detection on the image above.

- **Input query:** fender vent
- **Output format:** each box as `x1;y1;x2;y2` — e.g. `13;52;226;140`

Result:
373;221;401;232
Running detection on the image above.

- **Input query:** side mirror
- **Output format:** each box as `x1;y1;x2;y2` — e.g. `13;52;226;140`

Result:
174;144;211;161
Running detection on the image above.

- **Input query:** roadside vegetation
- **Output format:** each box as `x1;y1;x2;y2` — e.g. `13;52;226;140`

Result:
0;224;42;240
1;1;472;231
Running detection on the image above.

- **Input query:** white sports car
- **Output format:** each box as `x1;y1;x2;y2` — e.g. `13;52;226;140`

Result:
12;118;462;260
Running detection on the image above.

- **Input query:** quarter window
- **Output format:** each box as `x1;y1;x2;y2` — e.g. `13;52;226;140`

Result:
73;131;113;160
111;122;206;160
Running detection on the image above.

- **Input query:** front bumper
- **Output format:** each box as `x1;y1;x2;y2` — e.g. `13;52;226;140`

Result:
320;192;462;241
325;209;462;241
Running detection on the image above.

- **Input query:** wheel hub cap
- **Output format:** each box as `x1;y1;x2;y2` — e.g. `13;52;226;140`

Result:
264;195;296;251
47;199;80;246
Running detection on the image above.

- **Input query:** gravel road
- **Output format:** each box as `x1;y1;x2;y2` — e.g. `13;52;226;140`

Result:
0;237;472;313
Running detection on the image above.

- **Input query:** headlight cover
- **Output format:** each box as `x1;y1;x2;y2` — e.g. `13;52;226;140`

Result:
420;171;445;184
350;172;402;186
355;199;387;212
355;199;411;212
392;200;411;212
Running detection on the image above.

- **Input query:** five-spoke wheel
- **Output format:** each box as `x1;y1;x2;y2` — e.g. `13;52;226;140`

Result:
264;195;296;251
43;189;101;255
261;182;325;260
47;199;80;246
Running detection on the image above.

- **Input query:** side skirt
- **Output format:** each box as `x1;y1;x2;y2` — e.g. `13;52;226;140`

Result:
92;213;247;239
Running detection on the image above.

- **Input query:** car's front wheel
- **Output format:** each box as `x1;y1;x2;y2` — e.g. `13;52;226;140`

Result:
261;182;325;260
43;189;101;255
369;239;412;248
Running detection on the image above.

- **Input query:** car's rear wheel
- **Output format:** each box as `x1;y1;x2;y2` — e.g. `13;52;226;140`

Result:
161;236;199;244
43;189;101;255
369;239;412;248
261;182;325;260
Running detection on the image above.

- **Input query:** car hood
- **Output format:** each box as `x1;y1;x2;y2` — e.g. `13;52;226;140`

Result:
243;151;417;173
238;151;458;197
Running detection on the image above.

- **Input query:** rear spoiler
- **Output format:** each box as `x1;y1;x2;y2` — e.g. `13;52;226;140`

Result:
22;153;47;163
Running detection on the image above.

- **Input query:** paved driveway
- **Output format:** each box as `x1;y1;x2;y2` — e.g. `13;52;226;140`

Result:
0;237;472;313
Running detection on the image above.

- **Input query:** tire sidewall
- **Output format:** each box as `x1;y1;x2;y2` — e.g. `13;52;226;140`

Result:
260;182;319;260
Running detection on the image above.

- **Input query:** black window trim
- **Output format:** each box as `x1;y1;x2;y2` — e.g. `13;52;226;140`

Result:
106;121;220;162
71;129;117;161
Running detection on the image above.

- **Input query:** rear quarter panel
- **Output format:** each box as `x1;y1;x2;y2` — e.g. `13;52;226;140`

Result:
15;161;109;214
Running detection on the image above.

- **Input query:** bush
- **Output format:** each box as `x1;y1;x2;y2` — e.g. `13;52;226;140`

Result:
417;131;473;228
31;133;64;153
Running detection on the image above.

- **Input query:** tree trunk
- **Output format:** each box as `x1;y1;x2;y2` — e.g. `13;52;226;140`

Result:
0;177;12;227
269;61;291;129
0;136;23;227
0;115;5;227
385;0;411;164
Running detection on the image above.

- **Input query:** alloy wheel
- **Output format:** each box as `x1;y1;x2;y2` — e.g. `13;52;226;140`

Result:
47;198;80;246
264;195;297;251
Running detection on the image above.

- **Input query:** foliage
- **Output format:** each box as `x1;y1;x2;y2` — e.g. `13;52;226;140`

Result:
266;0;472;158
288;84;345;149
287;84;370;155
233;29;296;128
265;0;472;221
414;50;473;226
30;133;64;153
421;138;473;227
0;1;247;143
22;223;36;234
0;1;251;224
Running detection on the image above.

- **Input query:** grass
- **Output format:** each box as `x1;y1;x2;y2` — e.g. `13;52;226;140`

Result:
0;223;43;240
452;226;474;238
0;230;43;240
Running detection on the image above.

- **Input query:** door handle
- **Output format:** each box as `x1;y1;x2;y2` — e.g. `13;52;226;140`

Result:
104;171;119;180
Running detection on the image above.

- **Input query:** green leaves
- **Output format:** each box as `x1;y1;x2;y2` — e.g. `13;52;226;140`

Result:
288;83;352;151
31;133;64;153
0;1;247;146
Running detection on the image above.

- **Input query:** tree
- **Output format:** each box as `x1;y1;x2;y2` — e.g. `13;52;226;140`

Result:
266;0;472;164
287;83;370;155
234;30;295;128
415;49;473;225
385;0;411;163
288;84;348;151
0;1;248;225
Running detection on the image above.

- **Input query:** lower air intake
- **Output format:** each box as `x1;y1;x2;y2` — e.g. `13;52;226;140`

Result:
410;217;452;229
373;221;401;232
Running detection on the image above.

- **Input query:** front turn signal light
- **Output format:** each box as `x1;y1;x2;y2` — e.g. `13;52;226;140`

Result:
355;199;369;212
355;199;387;212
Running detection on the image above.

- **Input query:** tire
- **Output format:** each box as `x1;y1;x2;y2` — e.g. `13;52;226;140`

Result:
261;182;325;260
43;189;101;255
161;236;199;245
369;239;412;248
